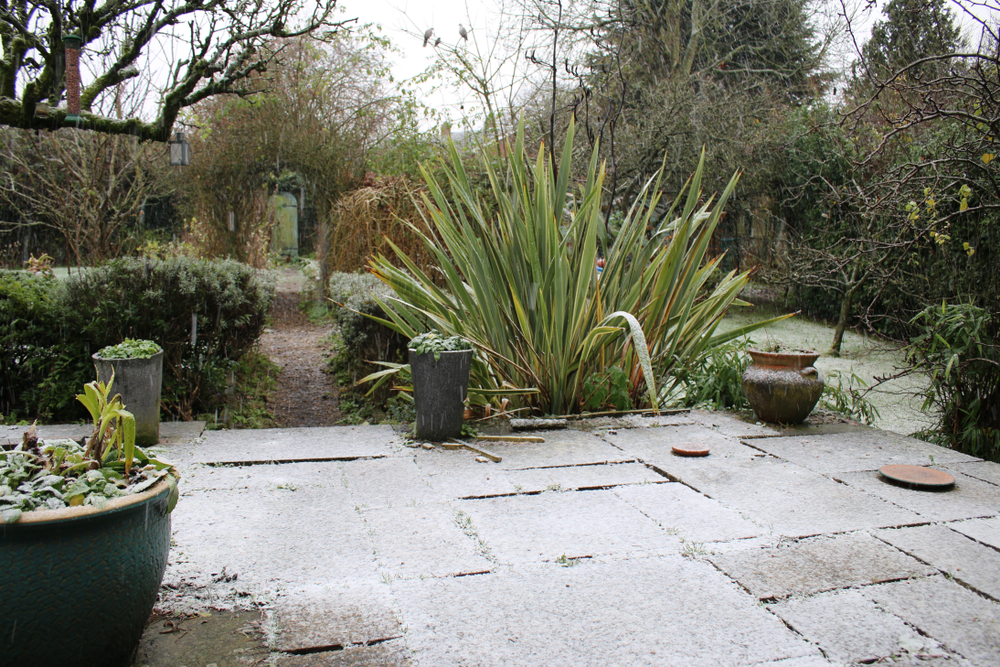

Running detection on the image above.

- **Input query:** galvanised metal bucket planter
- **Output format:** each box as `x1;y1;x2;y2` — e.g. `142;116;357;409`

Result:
742;348;825;424
93;349;163;447
410;349;472;441
0;480;174;667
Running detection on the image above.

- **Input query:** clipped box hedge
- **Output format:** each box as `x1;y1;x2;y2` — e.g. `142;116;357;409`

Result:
0;271;89;421
1;258;274;423
328;271;410;399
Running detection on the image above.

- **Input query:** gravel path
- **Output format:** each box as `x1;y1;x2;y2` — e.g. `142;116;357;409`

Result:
260;268;343;427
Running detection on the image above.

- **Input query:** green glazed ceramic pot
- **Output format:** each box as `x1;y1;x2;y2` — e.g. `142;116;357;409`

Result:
0;480;174;667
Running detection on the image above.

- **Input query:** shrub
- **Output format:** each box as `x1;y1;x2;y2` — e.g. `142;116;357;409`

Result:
671;340;752;411
327;272;410;406
62;257;274;420
0;271;90;421
368;118;783;415
906;302;1000;460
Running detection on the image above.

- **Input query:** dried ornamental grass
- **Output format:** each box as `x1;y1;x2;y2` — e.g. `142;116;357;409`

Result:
325;175;436;275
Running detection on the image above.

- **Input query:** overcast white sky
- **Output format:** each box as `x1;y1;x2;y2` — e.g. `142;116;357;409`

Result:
340;0;508;126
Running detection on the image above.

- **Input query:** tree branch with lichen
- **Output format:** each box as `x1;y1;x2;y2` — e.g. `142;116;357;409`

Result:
0;0;347;140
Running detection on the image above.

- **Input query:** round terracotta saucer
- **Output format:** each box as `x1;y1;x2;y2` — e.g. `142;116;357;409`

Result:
672;443;710;457
879;464;955;490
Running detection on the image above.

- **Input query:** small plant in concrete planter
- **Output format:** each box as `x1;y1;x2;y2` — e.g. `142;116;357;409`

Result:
94;338;163;360
408;333;473;441
93;338;163;446
0;373;179;666
409;332;473;359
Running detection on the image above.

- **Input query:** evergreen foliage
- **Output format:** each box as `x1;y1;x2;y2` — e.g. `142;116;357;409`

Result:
0;259;274;423
859;0;963;81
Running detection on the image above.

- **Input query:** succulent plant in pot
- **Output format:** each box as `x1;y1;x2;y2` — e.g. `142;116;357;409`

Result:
0;371;179;667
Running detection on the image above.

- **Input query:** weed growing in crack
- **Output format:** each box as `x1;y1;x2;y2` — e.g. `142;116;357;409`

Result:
555;554;579;567
545;483;563;492
453;509;496;562
681;542;708;558
453;508;474;534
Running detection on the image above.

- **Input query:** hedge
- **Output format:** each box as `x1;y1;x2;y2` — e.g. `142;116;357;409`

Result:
1;258;274;422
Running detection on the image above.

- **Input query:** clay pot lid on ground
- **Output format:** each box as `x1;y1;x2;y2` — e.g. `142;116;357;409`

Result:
671;443;710;457
879;464;955;490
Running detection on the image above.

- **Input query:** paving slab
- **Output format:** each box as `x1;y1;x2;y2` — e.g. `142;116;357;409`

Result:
768;589;967;665
675;458;923;537
709;531;933;599
269;581;402;652
746;658;837;667
390;557;820;667
613;483;766;544
688;409;783;438
946;460;1000;487
177;459;346;494
100;418;1000;666
506;461;667;493
863;575;1000;665
875;524;1000;600
948;516;1000;550
34;422;91;440
477;428;634;470
457;489;680;565
602;423;750;464
275;638;412;666
652;446;777;489
340;457;441;510
762;420;876;437
747;430;981;474
361;502;494;579
836;467;1000;522
412;447;519;498
188;425;403;464
167;462;377;589
159;420;206;443
133;610;270;667
573;412;698;431
413;449;666;498
5;422;151;446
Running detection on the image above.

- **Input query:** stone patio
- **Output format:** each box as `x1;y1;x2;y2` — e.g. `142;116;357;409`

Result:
23;410;1000;665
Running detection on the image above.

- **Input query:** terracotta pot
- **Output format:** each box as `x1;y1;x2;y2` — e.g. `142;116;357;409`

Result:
0;479;175;667
741;348;824;424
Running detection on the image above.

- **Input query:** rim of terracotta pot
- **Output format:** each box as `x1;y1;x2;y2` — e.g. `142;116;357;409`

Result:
747;348;820;369
7;478;174;526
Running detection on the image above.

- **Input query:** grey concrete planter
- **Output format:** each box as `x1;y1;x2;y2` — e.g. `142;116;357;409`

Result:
93;350;163;446
409;349;472;441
